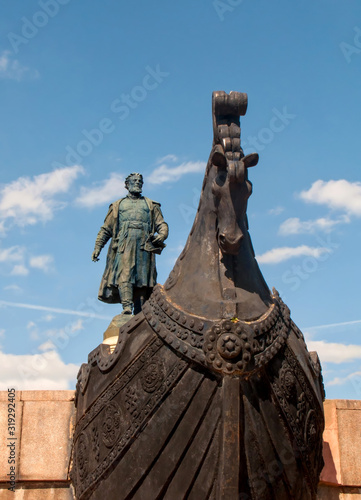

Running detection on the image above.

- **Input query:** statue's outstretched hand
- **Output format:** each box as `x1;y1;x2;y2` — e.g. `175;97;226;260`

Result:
92;250;100;262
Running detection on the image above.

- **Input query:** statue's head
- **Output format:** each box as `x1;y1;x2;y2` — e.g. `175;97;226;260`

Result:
125;173;143;195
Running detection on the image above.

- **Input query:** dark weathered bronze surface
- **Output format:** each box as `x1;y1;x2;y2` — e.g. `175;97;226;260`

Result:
92;172;168;315
72;91;325;500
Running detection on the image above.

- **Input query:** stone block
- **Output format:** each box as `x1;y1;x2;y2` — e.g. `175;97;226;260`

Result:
320;400;361;488
22;486;74;499
0;489;17;500
340;492;361;500
334;400;361;410
0;485;74;499
20;391;75;402
0;391;21;402
317;484;342;500
18;401;75;481
317;485;361;499
320;399;341;485
0;399;23;482
337;402;361;486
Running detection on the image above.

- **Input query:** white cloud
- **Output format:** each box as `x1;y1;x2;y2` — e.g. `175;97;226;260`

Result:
256;245;331;264
156;154;178;164
306;339;361;364
0;165;84;227
0;329;5;339
76;172;126;208
268;206;284;216
70;319;84;332
38;340;56;352
0;50;39;81
279;215;350;235
30;331;40;341
42;314;55;322
10;264;29;276
0;348;79;390
328;371;361;387
3;284;23;293
147;159;206;185
0;246;25;263
1;248;54;276
26;321;39;341
29;254;54;273
299;179;361;216
45;318;85;348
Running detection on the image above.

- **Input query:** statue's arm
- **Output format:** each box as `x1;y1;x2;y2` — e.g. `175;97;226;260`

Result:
152;205;169;244
91;208;113;262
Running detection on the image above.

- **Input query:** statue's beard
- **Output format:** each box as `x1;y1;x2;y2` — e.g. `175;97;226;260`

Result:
128;187;142;196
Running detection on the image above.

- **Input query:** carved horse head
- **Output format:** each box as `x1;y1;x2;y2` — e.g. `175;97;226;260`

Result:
164;91;271;320
209;91;258;255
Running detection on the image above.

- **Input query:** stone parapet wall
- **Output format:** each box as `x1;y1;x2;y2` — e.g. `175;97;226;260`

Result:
318;399;361;499
0;393;360;499
0;391;74;499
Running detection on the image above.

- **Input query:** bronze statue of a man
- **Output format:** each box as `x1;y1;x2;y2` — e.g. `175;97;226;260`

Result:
92;173;168;315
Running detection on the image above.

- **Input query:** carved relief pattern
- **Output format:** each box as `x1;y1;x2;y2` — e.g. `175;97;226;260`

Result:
204;320;253;375
77;432;89;480
269;347;324;492
141;358;165;393
101;400;122;448
296;392;306;425
73;345;188;500
91;426;100;463
143;289;206;367
125;386;139;418
143;284;291;377
74;336;163;443
304;409;318;448
279;364;296;398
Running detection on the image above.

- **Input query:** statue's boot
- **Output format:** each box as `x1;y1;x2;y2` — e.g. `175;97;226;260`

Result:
134;287;151;315
119;283;133;314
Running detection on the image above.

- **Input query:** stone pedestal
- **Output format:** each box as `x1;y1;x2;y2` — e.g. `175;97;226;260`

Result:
102;314;134;353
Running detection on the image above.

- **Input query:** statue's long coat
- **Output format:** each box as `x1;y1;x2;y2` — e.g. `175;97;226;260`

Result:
94;196;168;303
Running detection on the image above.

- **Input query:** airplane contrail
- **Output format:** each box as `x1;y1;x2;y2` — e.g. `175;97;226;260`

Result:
0;299;112;320
303;319;361;330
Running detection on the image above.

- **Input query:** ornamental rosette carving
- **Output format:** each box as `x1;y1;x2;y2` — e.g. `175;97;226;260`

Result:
279;361;297;401
141;359;165;393
101;400;122;448
204;320;253;375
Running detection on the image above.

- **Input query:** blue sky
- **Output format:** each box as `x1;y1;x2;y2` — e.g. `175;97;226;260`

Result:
0;0;360;399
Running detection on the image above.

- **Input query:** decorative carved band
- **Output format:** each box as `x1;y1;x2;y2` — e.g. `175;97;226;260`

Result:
143;285;291;377
72;334;188;500
268;346;325;493
74;335;163;443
